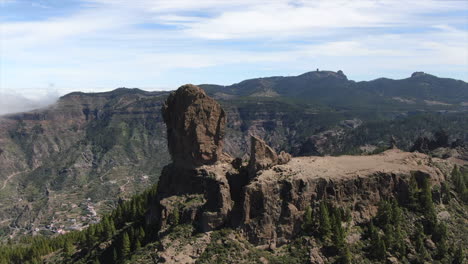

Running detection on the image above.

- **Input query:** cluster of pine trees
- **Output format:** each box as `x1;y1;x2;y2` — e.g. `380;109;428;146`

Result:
299;171;467;264
450;165;468;203
1;165;467;264
366;174;465;263
301;201;352;264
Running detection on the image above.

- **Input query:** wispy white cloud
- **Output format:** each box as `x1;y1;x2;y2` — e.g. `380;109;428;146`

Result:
0;0;467;102
0;90;59;115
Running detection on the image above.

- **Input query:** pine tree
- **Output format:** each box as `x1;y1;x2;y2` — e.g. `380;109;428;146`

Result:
373;235;387;260
128;227;135;246
420;177;437;234
338;246;352;264
367;221;377;240
120;232;131;259
109;219;117;237
435;238;448;260
413;224;427;260
376;200;392;227
86;225;97;248
102;217;112;240
394;225;406;256
390;199;402;226
135;240;141;250
432;222;447;243
62;240;74;259
441;182;450;204
301;205;314;234
452;165;468;203
318;202;331;242
138;226;146;244
408;175;419;209
383;224;395;250
113;248;118;262
331;213;345;250
453;245;465;264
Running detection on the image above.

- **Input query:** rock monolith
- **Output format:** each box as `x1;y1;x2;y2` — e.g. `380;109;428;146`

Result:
162;84;226;167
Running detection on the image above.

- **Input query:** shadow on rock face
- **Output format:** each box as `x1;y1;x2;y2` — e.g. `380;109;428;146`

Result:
162;84;226;168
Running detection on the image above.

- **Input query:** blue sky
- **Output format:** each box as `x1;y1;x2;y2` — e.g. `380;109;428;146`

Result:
0;0;467;100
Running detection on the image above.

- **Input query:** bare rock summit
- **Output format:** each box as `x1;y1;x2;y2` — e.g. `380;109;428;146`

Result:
162;84;226;167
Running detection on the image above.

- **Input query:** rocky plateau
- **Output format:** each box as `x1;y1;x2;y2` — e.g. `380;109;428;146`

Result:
146;85;463;263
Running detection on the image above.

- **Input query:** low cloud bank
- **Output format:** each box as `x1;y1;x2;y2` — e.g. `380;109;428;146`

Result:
0;92;59;116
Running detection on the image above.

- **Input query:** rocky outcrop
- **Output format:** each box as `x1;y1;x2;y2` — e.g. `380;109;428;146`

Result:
152;85;233;233
248;136;278;176
153;86;296;234
278;151;292;165
239;149;452;245
154;163;235;233
152;86;456;248
162;84;226;167
248;135;291;178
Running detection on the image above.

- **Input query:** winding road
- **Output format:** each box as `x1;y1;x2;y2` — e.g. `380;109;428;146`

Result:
1;171;26;190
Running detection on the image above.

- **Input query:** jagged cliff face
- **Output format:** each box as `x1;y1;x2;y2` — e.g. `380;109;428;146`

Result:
149;85;457;254
150;85;233;233
240;150;451;245
0;89;170;238
154;148;455;248
141;85;467;264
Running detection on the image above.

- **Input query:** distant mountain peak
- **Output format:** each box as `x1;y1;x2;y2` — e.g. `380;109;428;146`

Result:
299;70;348;80
411;71;428;78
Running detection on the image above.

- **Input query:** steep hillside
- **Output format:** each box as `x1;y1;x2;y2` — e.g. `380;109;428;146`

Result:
1;85;466;264
0;71;466;240
0;89;170;239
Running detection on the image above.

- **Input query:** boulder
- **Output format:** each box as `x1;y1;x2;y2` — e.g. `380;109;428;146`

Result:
162;84;226;167
278;151;292;165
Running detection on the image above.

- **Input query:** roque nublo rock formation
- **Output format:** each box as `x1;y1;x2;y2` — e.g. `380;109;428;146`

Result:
149;84;455;262
162;84;226;167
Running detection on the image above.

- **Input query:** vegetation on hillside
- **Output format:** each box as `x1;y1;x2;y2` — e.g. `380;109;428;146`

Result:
1;166;467;264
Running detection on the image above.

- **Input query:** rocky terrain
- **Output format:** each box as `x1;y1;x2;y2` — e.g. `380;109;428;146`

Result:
0;89;171;239
0;84;467;264
0;71;466;242
142;85;465;263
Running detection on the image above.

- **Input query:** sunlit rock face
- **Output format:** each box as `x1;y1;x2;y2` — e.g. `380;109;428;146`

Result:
162;84;226;167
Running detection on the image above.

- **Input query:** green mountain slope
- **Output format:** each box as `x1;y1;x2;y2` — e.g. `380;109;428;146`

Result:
0;71;466;241
0;90;170;239
201;70;468;108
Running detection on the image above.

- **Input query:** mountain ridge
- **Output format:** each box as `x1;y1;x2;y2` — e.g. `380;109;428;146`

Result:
0;70;466;242
199;70;467;106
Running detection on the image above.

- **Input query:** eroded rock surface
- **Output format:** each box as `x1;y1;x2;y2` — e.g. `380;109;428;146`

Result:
278;151;292;165
152;85;458;251
152;85;234;233
240;149;452;245
155;162;237;232
247;135;291;178
162;84;226;167
248;135;279;176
